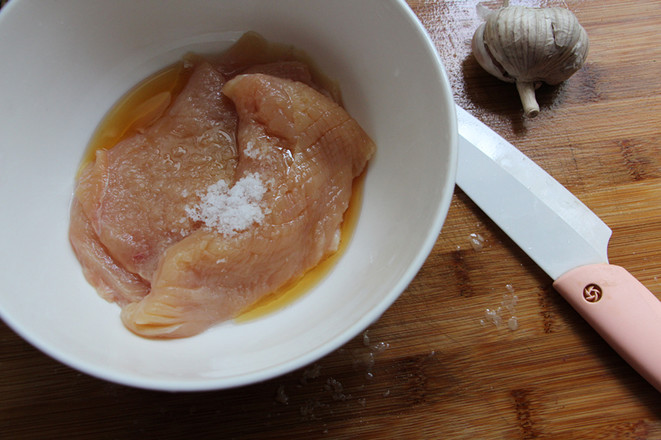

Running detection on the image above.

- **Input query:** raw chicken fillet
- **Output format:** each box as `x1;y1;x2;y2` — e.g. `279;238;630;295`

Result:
70;59;375;338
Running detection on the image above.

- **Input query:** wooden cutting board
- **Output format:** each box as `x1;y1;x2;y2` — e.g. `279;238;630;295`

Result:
2;1;661;438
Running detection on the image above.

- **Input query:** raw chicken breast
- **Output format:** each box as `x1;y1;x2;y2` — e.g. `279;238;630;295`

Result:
121;74;375;338
69;199;149;306
72;61;239;299
70;50;375;338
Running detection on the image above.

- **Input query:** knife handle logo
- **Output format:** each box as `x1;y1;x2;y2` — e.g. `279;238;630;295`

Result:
555;264;661;392
583;284;603;303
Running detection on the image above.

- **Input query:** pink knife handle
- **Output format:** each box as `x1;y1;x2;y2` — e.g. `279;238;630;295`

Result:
553;263;661;392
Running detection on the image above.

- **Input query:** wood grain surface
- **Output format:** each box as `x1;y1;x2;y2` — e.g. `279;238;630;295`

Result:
2;1;661;438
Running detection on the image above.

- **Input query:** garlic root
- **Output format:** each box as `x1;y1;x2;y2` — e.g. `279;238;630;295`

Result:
516;81;539;118
471;4;589;118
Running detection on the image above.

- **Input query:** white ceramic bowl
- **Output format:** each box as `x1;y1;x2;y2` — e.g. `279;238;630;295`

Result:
0;0;456;391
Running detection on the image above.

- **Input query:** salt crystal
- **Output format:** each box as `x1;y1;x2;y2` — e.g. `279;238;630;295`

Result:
469;232;485;251
186;172;267;236
243;140;262;159
482;284;519;331
275;384;289;405
502;293;518;314
300;364;322;385
362;330;370;346
325;378;349;401
484;308;502;327
508;316;519;331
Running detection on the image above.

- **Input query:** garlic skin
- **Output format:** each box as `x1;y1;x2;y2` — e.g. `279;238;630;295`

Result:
472;5;589;117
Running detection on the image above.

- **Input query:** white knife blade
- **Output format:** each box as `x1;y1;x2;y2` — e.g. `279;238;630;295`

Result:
455;104;661;392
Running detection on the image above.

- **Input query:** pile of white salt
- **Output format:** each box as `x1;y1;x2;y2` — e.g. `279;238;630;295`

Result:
185;172;267;236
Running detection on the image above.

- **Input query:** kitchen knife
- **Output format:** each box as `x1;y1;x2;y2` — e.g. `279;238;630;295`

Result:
455;104;661;392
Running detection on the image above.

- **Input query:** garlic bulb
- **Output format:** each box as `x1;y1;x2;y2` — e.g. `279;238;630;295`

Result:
472;3;589;117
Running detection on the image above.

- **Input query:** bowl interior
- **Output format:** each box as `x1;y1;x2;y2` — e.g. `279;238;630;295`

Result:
0;0;456;390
